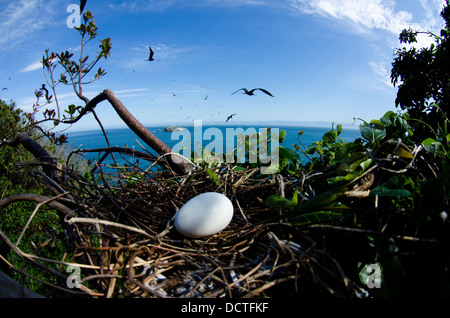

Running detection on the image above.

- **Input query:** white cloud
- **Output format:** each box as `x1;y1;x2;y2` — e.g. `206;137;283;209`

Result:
19;60;42;73
288;0;447;87
0;0;57;49
419;0;447;30
288;0;416;35
107;0;273;11
369;60;392;87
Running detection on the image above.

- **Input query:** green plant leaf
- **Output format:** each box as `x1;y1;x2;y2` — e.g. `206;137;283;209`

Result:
265;194;292;208
205;168;221;186
298;186;347;211
360;123;386;143
370;175;412;198
370;187;412;197
337;152;368;176
322;130;338;144
422;138;442;156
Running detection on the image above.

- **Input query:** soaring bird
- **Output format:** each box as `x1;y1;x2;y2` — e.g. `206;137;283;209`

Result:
226;113;237;122
80;0;87;13
147;47;155;61
231;88;273;97
41;84;50;100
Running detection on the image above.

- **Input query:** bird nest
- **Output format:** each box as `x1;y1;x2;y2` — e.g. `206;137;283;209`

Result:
0;156;366;298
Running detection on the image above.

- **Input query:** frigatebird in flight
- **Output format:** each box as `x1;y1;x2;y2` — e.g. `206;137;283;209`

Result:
231;88;273;97
80;0;87;14
41;84;50;100
147;47;155;61
226;113;237;122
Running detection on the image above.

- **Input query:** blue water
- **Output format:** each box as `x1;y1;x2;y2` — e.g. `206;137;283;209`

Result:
66;124;362;167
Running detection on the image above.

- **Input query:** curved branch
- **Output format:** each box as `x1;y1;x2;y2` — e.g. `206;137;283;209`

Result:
0;193;73;216
2;132;61;181
73;146;158;162
64;89;193;175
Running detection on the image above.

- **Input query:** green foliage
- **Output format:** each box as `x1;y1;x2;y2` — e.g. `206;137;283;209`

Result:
391;0;450;135
300;123;365;171
264;101;450;296
0;99;71;294
359;119;386;144
0;100;39;187
25;10;112;147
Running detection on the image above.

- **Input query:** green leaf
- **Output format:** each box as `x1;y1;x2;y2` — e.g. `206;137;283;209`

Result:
322;130;338;144
298;186;347;211
291;189;299;206
422;138;442;156
265;195;292;208
279;146;302;164
337;152;369;176
360;123;386;143
422;138;437;146
370;187;412;197
205;168;221;186
370;119;384;128
370;176;412;198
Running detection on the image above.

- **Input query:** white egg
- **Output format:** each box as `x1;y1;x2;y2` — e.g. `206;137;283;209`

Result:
174;192;234;238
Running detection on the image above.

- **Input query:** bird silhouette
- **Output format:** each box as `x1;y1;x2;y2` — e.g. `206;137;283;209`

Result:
147;47;155;61
226;113;237;122
80;0;87;13
231;88;273;97
41;84;50;100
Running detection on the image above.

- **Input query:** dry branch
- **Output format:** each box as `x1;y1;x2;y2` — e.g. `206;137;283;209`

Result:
64;89;194;175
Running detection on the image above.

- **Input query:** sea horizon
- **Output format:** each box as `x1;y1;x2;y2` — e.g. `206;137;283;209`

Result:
66;119;360;133
66;121;362;169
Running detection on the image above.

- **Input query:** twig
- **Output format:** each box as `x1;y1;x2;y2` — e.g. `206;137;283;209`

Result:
15;191;70;247
66;217;155;239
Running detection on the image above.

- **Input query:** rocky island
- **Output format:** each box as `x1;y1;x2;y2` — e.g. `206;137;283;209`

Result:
164;126;185;132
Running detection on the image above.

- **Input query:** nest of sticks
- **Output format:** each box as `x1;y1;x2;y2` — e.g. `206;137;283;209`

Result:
0;148;368;298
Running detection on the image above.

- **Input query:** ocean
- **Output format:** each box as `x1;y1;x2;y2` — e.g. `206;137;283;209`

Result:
66;124;362;167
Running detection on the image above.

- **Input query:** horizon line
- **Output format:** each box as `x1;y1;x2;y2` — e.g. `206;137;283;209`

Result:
66;119;360;133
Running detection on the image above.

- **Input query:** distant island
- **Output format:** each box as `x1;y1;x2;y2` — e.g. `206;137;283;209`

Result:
164;126;185;132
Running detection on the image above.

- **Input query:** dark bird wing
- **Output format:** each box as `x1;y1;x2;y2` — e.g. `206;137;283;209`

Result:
41;84;50;99
226;113;237;122
231;88;246;95
148;47;154;60
80;0;87;13
255;88;274;97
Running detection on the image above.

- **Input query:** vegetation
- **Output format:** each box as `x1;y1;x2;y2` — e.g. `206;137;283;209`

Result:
0;3;449;298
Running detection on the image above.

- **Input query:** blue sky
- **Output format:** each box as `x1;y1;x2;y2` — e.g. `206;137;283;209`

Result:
0;0;447;131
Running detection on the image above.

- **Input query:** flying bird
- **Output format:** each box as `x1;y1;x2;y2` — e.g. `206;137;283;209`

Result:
1;87;7;91
231;88;273;97
80;0;87;13
147;47;155;61
41;84;50;100
226;113;237;122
